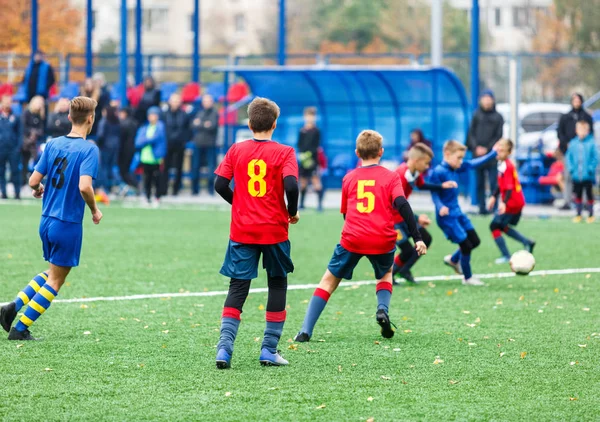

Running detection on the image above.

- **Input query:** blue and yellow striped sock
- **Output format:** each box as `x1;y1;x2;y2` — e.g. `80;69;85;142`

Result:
14;284;58;332
14;272;48;312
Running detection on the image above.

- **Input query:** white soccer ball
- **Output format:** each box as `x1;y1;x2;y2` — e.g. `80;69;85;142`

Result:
510;250;536;275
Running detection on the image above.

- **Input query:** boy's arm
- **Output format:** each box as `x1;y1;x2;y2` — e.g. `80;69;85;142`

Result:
214;146;235;204
427;170;446;210
284;176;299;221
214;176;233;205
393;196;422;243
79;175;102;224
460;149;498;172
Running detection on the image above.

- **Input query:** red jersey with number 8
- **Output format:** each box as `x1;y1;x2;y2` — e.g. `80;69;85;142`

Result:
215;139;298;244
497;159;525;214
340;165;406;255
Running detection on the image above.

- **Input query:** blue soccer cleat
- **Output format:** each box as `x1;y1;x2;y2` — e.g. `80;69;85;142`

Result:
216;348;232;369
259;349;289;366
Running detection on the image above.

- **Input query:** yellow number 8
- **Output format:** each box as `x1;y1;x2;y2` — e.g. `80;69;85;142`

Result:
248;159;267;197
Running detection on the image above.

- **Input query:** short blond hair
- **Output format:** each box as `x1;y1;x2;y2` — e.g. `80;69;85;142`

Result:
497;138;513;153
70;96;98;125
443;140;467;154
356;130;383;160
408;142;434;160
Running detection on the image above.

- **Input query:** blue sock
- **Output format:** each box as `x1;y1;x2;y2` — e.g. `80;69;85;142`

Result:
316;189;324;210
451;249;461;264
14;272;48;312
15;284;57;332
504;228;530;246
492;231;510;258
587;201;594;217
217;308;241;355
575;201;583;216
376;282;392;312
461;254;473;280
400;252;419;273
263;311;286;353
300;288;330;336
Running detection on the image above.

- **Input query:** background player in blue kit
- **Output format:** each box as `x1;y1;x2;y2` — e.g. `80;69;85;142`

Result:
429;140;498;286
0;97;102;340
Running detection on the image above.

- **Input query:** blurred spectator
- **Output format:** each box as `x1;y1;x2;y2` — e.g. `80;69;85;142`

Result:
539;149;565;196
80;77;100;138
91;73;112;139
22;51;56;103
46;98;71;138
403;129;433;161
162;93;191;196
135;106;166;206
557;93;594;210
97;106;121;193
467;89;504;215
0;95;21;199
118;107;139;192
298;106;324;211
191;94;218;195
135;76;161;126
21;95;45;186
565;120;598;223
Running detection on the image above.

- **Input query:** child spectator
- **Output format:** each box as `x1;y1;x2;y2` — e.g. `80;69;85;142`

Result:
46;98;71;139
566;120;598;223
21;95;45;186
97;106;121;194
135;106;166;206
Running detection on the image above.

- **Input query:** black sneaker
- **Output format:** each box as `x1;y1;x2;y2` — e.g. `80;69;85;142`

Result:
526;241;536;254
399;269;418;284
294;332;311;343
376;309;395;339
0;302;17;333
8;327;38;341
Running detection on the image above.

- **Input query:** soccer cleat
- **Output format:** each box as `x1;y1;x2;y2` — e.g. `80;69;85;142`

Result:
587;216;595;224
376;309;395;339
8;328;38;341
0;302;17;333
462;277;485;286
259;349;289;366
525;241;536;254
572;216;582;223
294;332;311;343
443;255;463;275
215;349;232;369
494;256;510;265
399;269;418;284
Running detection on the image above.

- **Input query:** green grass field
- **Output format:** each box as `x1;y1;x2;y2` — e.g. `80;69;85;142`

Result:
0;202;599;421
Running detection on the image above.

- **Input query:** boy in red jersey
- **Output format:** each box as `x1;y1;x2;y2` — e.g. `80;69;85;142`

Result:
487;139;535;264
392;143;457;284
295;130;426;342
213;97;300;369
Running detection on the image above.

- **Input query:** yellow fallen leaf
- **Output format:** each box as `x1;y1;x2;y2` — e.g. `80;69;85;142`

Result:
582;308;590;311
585;274;591;279
317;339;326;342
538;310;544;313
462;310;471;314
367;396;374;402
500;352;505;357
315;404;326;409
80;304;88;309
16;344;23;349
404;329;412;333
496;299;503;305
520;352;527;359
468;343;476;346
519;295;525;301
374;341;380;345
449;380;459;385
225;392;232;397
83;331;91;335
302;300;309;304
433;357;444;365
162;330;169;334
254;337;261;342
466;324;476;328
44;368;53;371
569;397;578;401
554;288;559;293
570;361;578;365
367;418;375;422
338;365;342;372
446;290;453;296
7;254;13;259
475;317;481;323
393;348;401;352
258;304;265;311
380;376;391;380
508;338;516;342
133;318;141;322
144;325;149;329
578;344;587;348
288;344;298;350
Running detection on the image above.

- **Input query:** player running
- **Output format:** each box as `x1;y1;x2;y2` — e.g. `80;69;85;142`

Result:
295;130;426;342
213;97;299;369
0;97;102;340
487;138;535;264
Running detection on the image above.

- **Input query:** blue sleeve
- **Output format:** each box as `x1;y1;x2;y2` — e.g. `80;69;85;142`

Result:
428;169;445;210
81;146;99;179
34;144;49;175
565;146;573;175
460;150;498;172
590;144;598;174
135;126;148;149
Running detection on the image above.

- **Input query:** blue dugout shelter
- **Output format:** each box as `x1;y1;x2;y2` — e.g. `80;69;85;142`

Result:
217;66;470;188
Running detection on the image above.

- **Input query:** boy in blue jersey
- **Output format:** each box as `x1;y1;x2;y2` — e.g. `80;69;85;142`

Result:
0;97;102;340
428;140;498;286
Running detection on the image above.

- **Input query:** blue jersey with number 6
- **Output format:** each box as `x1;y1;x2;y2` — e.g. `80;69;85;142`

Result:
34;136;99;224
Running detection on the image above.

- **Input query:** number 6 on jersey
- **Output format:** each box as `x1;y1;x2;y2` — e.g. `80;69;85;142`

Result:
248;159;267;197
357;180;375;213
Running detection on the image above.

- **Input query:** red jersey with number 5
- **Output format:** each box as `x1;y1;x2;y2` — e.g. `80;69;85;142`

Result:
497;159;525;214
215;139;298;244
340;165;406;255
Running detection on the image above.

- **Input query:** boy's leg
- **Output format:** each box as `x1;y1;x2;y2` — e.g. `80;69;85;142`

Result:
584;182;594;218
312;173;324;211
369;252;396;338
573;182;584;217
262;275;287;354
490;216;510;259
299;176;308;209
217;278;251;356
143;165;153;202
396;226;432;278
0;271;49;332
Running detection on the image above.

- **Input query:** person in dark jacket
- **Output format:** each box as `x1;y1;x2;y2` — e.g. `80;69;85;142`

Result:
135;76;162;126
21;95;45;186
298;106;324;210
97;106;121;193
191;94;219;195
46;97;71;138
135;106;167;206
162;93;191;196
467;89;504;215
22;51;56;103
91;73;112;140
403;128;433;161
118;107;139;191
0;95;21;199
557;93;594;210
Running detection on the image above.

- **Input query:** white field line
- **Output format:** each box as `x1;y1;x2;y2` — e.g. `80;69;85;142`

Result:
3;267;593;305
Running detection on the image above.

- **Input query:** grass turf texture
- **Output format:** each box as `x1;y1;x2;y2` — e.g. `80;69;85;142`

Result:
0;203;599;421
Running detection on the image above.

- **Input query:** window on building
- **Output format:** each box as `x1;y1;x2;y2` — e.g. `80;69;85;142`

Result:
234;13;246;34
513;7;529;27
494;8;501;27
129;8;169;32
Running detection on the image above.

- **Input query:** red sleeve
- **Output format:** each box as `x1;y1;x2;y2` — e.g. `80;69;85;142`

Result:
340;177;348;214
503;162;515;190
416;174;425;188
282;147;299;179
215;145;235;179
390;173;405;202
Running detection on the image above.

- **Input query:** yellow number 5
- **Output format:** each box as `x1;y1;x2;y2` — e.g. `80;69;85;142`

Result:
248;159;267;197
357;180;375;213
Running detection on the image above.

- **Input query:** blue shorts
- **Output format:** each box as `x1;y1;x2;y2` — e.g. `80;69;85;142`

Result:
39;216;83;268
491;212;521;229
220;240;294;280
327;244;394;280
437;213;474;244
395;218;422;247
